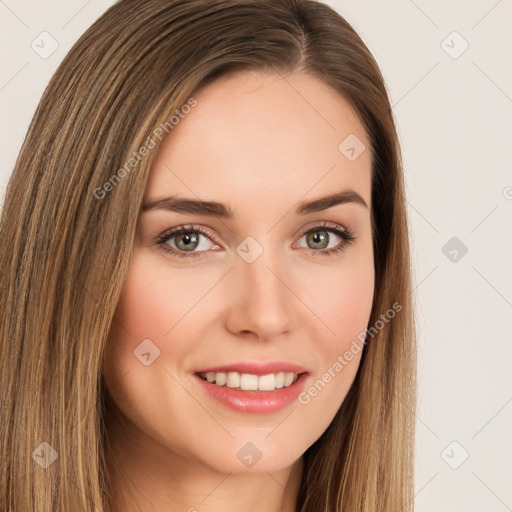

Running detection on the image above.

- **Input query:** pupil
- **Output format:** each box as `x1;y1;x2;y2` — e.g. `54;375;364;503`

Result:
310;231;328;249
178;232;198;251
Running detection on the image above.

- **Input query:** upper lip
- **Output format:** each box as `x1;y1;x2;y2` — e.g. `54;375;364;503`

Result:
195;361;309;376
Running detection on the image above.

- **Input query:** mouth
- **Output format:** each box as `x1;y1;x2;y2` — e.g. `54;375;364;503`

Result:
197;370;302;391
193;363;310;414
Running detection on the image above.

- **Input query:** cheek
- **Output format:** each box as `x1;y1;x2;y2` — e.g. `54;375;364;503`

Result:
308;271;373;391
301;250;375;350
313;269;373;323
294;264;373;427
102;254;181;384
294;245;374;411
105;252;207;347
102;250;223;394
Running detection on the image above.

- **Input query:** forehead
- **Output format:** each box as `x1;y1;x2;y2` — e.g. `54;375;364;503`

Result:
144;70;371;213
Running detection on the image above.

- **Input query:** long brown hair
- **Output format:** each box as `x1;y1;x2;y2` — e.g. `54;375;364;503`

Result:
0;1;416;510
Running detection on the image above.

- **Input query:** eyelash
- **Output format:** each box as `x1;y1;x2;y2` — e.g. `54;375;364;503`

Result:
155;222;356;260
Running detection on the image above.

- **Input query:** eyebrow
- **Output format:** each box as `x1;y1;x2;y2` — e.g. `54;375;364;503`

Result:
141;189;368;218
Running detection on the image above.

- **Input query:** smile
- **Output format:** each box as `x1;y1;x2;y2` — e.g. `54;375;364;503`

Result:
198;371;299;391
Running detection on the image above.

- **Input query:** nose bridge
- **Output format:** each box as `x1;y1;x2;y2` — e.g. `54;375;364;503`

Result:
241;249;285;301
226;238;294;338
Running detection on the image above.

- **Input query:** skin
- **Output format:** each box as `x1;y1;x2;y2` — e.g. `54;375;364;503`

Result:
102;69;375;512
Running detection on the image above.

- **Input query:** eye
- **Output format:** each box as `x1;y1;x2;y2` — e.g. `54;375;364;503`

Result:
155;224;219;259
295;222;356;257
155;221;356;260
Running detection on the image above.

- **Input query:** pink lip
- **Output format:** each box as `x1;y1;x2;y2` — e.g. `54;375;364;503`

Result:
194;361;309;376
194;372;309;414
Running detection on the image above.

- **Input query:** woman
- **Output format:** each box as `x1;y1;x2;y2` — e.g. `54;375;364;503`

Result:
0;0;417;510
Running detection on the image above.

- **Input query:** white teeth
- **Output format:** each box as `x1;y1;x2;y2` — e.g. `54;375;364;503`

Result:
275;372;285;388
240;373;259;390
258;373;275;391
284;372;294;386
215;372;226;386
199;371;299;391
226;372;240;388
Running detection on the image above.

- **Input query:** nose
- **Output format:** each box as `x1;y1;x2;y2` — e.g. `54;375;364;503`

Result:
224;248;296;341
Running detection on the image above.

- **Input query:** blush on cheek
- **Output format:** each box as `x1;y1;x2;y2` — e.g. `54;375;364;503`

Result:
317;274;374;340
113;264;177;344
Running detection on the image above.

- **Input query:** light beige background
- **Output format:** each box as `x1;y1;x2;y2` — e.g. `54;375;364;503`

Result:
1;1;511;510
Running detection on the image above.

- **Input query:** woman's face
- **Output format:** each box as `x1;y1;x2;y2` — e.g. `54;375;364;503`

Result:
102;70;374;477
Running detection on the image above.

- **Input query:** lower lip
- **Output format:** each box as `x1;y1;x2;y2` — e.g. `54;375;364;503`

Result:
194;373;309;414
